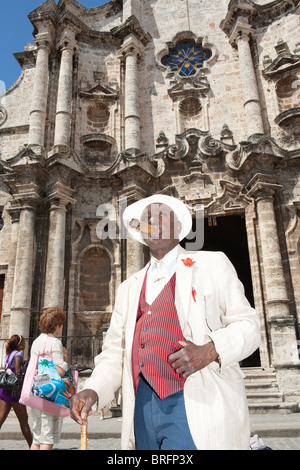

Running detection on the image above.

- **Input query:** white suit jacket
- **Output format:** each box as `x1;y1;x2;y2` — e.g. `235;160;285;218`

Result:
84;247;260;450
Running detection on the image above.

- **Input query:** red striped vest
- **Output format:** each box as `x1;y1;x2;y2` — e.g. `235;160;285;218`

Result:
132;270;186;399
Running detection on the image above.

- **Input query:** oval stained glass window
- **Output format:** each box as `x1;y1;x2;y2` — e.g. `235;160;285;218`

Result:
162;41;212;77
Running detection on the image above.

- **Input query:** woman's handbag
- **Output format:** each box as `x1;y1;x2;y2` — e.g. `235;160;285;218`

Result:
11;360;29;398
19;337;78;417
0;351;18;391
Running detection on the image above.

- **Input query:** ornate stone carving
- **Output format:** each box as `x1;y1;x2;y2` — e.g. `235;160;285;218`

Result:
152;128;236;169
79;77;119;102
157;33;217;129
0;105;7;127
263;42;300;78
227;133;287;171
206;180;252;217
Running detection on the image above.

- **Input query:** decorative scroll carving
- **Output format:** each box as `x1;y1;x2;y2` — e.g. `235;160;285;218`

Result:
152;128;236;166
0;106;7;127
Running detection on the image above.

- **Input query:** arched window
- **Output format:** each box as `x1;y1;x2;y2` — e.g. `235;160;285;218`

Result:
79;246;111;311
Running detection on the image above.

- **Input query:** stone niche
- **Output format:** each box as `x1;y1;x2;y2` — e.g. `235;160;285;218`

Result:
274;74;300;133
263;40;300;135
76;245;112;336
80;133;118;171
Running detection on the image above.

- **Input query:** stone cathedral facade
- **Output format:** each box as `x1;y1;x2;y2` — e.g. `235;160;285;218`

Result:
0;0;300;410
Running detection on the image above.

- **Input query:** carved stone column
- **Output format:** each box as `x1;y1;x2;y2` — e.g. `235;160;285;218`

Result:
119;184;147;277
119;36;143;155
0;205;20;338
53;29;78;149
43;183;75;310
231;23;264;137
9;196;39;338
248;174;300;401
28;32;53;148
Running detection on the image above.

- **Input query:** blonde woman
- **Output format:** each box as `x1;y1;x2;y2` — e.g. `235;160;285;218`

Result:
30;307;68;451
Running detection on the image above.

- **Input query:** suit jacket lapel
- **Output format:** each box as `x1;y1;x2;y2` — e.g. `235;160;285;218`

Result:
125;263;149;363
175;246;195;333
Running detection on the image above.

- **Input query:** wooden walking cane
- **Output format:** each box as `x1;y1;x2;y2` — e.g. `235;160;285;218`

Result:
80;424;88;450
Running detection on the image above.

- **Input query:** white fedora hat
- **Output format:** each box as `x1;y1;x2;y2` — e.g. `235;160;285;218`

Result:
123;194;192;245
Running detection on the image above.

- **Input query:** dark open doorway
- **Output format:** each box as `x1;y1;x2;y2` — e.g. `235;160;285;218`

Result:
181;214;260;367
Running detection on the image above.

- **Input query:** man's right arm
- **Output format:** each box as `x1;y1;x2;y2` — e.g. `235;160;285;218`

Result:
69;389;98;425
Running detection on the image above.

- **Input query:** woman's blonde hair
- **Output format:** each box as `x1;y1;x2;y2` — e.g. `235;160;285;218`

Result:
39;307;66;334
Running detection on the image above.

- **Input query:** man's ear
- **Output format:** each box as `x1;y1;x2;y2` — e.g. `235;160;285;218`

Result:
176;221;182;238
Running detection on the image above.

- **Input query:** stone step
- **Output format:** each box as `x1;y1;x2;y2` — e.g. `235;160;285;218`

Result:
247;391;283;403
242;367;299;413
242;367;277;381
249;402;299;414
245;381;279;392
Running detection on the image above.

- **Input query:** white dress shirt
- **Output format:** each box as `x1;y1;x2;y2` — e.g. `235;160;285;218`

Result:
145;245;178;305
30;333;68;372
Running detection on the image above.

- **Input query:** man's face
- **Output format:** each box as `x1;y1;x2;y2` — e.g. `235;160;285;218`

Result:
140;203;182;254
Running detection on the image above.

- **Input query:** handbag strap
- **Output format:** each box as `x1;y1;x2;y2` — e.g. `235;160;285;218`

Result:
39;336;55;359
5;350;18;371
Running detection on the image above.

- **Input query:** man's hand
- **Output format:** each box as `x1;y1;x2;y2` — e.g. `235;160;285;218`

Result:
69;389;98;426
168;340;219;379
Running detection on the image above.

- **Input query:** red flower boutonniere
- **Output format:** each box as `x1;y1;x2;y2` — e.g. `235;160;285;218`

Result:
181;257;196;267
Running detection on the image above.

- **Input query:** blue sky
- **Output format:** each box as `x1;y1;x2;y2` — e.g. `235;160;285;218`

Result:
0;0;109;91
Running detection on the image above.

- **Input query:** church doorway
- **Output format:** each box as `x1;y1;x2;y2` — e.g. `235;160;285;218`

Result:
182;213;260;367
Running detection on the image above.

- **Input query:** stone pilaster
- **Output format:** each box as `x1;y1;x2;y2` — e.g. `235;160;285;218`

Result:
248;174;300;402
119;35;144;155
53;29;78;150
230;21;264;137
43;183;76;310
9;194;40;338
119;184;147;277
0;205;20;338
28;32;53;149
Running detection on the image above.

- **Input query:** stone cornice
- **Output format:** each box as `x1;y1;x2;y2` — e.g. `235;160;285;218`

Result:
13;51;36;68
45;181;76;207
8;182;45;208
246;173;283;199
111;15;152;47
28;0;58;30
221;0;300;38
118;33;145;60
263;50;300;78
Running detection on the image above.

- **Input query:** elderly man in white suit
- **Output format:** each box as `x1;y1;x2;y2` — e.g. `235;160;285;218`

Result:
70;195;260;450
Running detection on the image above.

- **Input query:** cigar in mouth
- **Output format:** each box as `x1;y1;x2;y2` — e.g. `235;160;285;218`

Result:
129;218;160;236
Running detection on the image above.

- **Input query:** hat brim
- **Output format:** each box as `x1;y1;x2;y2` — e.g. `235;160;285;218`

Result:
122;194;192;245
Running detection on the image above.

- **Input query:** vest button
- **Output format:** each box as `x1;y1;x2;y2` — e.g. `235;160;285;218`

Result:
143;327;147;332
147;310;151;315
141;344;145;348
139;362;144;368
